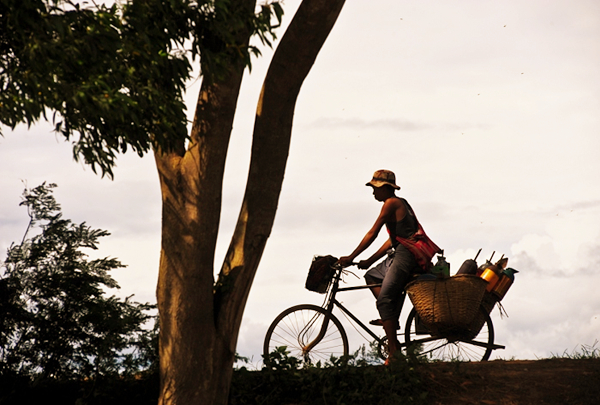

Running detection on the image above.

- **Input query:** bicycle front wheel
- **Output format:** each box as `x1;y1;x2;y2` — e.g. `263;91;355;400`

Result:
263;304;349;365
404;306;495;362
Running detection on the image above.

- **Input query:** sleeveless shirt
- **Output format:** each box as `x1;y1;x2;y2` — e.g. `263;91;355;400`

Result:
386;198;419;246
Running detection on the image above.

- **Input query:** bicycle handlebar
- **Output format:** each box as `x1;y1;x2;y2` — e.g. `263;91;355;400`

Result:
334;261;359;269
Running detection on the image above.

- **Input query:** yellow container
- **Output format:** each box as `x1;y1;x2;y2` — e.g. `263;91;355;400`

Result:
480;268;500;292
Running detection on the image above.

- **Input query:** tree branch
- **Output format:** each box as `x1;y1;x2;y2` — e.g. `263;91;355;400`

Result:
217;0;346;338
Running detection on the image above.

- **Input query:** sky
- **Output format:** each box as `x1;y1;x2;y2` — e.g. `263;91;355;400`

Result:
1;0;599;363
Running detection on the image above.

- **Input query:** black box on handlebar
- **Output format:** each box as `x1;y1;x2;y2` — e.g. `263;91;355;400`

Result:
305;255;338;294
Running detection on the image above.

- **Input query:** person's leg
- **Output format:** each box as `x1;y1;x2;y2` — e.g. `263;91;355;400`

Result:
376;245;418;359
364;273;382;298
382;319;400;359
364;256;391;298
379;272;411;358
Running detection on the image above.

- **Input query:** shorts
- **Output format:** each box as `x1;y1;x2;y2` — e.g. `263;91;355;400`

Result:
364;244;419;322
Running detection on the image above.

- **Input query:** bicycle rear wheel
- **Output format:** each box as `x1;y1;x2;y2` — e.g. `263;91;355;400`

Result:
263;304;349;365
404;306;494;361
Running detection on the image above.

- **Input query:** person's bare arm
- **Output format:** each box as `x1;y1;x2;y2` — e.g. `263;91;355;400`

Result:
357;239;392;269
339;198;400;266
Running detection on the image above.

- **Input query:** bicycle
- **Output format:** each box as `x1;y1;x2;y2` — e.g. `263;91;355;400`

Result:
263;261;505;364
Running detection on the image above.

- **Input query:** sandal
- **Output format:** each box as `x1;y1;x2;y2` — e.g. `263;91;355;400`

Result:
369;319;400;330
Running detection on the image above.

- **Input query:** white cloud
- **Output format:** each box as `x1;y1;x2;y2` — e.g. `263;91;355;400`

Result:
510;205;600;275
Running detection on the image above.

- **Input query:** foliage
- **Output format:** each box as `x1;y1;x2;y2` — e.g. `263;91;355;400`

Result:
0;182;157;380
233;347;428;405
0;0;283;177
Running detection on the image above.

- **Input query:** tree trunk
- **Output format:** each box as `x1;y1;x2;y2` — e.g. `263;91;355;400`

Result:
154;0;346;404
154;72;246;403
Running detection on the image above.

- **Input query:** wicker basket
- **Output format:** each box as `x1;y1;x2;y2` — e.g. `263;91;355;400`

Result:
406;275;488;337
463;291;498;339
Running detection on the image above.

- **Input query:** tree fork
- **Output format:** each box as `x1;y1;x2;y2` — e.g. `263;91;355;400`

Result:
155;0;346;404
154;32;251;405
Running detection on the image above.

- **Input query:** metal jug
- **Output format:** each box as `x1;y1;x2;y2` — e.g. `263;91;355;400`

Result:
491;268;519;300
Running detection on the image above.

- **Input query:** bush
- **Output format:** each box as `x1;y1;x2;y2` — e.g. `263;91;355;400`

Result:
229;347;428;405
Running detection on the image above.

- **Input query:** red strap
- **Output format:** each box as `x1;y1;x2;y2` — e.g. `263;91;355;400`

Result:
394;223;441;273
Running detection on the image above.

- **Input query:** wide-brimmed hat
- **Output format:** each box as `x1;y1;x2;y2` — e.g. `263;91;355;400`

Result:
366;169;400;190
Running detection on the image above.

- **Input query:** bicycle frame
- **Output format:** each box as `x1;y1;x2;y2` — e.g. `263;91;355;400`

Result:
308;264;505;356
307;264;385;352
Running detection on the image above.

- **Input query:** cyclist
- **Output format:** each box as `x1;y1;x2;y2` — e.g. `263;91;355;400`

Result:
338;169;441;361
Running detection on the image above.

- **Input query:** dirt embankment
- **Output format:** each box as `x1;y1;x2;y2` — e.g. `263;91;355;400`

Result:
420;358;600;405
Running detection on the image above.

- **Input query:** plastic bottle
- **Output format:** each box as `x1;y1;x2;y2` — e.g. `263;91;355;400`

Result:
432;252;450;278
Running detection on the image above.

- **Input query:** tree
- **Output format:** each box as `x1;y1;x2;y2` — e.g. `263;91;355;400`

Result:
0;0;346;403
0;183;157;380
